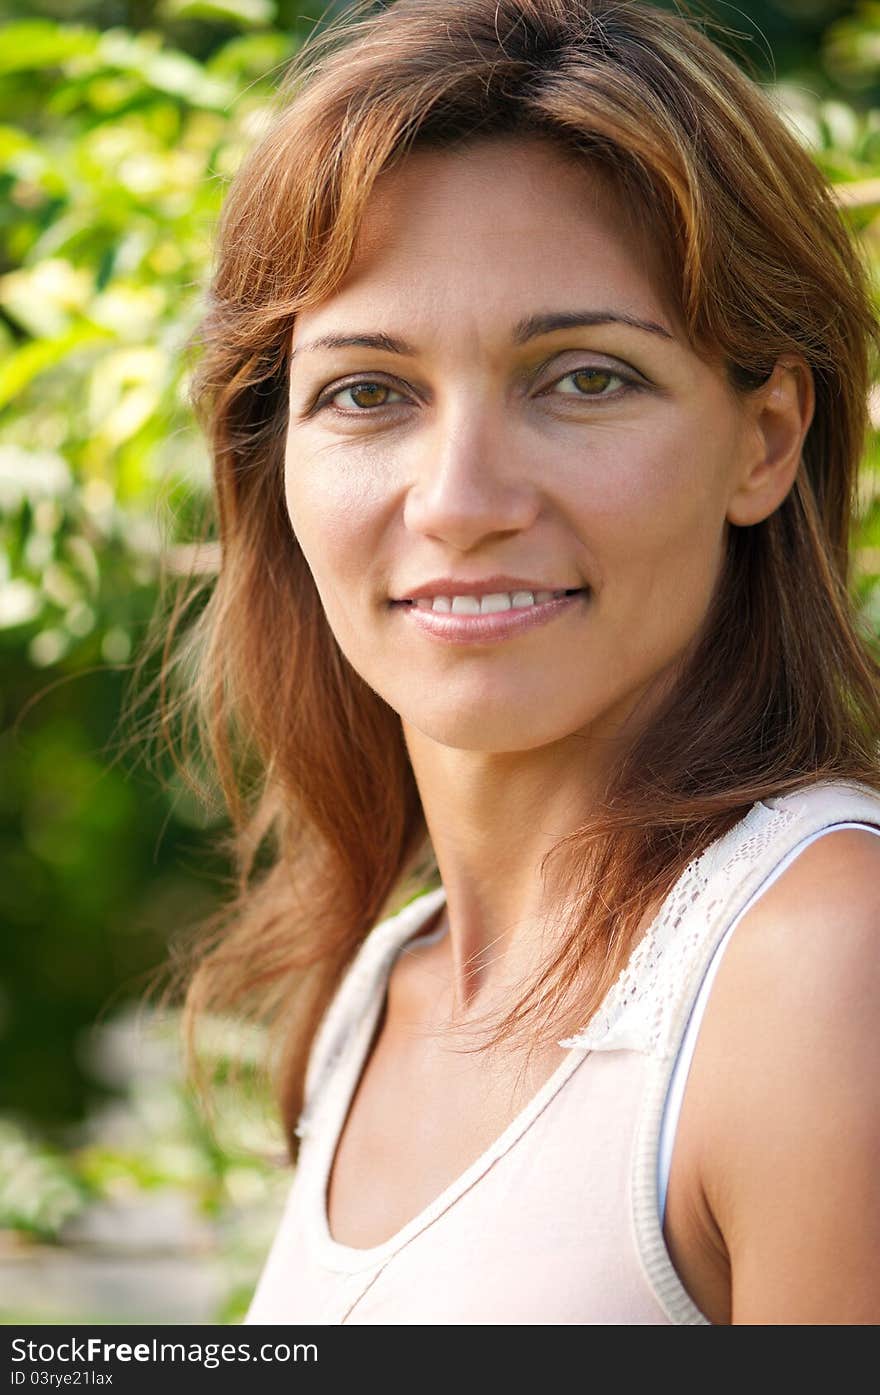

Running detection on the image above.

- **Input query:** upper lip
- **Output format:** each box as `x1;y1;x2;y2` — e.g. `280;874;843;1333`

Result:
392;575;585;601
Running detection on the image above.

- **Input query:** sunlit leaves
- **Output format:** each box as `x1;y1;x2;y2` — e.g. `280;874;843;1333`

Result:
0;22;100;79
0;19;295;661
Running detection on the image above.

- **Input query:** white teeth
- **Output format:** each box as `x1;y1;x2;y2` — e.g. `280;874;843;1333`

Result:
480;593;513;613
412;589;567;613
451;595;483;614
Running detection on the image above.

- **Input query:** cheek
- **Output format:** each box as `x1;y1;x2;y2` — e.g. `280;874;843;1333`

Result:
576;423;731;678
574;421;726;566
284;441;381;586
283;442;396;692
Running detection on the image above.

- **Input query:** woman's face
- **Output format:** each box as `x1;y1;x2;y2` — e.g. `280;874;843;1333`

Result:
284;135;761;754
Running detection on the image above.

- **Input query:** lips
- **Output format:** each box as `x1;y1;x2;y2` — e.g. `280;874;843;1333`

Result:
392;588;587;607
391;586;590;645
391;574;588;603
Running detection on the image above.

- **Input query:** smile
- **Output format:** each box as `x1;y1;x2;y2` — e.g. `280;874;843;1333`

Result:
390;588;590;645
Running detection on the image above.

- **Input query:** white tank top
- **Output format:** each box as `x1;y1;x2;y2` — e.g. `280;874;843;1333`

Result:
244;780;880;1325
657;817;880;1221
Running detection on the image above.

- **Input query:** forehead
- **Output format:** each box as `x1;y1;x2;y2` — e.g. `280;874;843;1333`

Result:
320;134;685;341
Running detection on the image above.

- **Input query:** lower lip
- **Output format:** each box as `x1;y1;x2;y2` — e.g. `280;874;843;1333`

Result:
390;591;590;645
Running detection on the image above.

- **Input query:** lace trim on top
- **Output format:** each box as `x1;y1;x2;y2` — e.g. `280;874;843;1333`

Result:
297;780;880;1138
557;798;798;1056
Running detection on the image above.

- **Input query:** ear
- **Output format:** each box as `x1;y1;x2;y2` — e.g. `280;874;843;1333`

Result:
725;355;815;527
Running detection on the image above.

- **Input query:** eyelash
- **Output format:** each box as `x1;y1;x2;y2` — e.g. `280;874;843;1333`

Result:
312;365;643;418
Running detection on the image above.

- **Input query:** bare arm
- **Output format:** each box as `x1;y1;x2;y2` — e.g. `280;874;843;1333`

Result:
694;829;880;1324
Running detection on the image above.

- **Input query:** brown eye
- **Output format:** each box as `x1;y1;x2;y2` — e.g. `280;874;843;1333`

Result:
325;380;406;412
555;367;622;397
348;383;391;408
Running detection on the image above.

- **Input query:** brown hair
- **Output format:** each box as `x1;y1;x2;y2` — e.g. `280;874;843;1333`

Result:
139;0;880;1159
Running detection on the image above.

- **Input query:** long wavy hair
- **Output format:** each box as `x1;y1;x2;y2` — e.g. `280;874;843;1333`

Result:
137;0;880;1161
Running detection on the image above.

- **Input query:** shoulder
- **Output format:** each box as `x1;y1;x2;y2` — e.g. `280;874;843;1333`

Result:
728;822;880;985
688;824;880;1061
687;825;880;1323
722;824;880;1007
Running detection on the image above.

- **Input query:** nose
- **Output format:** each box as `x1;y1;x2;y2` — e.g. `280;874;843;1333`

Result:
402;397;542;549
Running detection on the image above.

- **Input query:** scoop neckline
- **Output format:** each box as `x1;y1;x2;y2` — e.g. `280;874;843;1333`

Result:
303;800;774;1275
302;803;771;1275
303;885;591;1273
297;787;878;1284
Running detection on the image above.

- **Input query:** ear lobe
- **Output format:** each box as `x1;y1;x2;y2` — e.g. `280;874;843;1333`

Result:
725;355;815;528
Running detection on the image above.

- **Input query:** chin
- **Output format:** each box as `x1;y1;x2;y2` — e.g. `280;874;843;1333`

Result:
400;703;589;753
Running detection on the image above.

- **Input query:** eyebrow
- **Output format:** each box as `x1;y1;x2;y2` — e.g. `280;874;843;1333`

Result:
289;309;675;360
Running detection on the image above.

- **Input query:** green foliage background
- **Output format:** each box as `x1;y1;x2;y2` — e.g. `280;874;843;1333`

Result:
1;0;880;1321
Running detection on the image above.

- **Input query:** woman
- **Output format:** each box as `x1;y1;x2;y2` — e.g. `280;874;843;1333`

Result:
158;0;880;1323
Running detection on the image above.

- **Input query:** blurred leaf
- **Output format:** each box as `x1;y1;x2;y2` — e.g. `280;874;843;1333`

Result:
0;445;73;505
0;324;112;410
161;0;278;26
207;31;296;79
0;124;38;164
0;1119;91;1239
824;2;880;89
88;30;235;110
0;22;100;77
